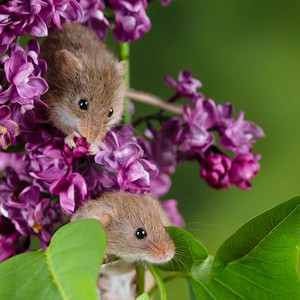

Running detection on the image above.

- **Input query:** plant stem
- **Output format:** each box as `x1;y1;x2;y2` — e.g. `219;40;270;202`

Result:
147;265;167;300
135;265;145;297
126;89;184;115
148;272;190;297
117;43;131;124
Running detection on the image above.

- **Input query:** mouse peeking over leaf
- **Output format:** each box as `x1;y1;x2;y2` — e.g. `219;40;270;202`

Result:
40;23;126;155
71;192;176;264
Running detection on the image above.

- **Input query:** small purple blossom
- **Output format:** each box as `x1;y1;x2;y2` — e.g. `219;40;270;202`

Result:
200;153;232;190
64;137;90;158
79;0;110;41
109;0;151;43
1;43;48;105
0;105;19;149
26;136;72;189
0;216;26;263
41;0;83;30
230;153;261;190
220;111;265;154
164;70;203;103
95;127;143;171
161;199;185;228
117;158;158;194
50;173;89;215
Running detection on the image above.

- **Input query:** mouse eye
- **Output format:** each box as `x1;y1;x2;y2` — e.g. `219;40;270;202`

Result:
78;98;89;110
108;107;113;117
135;228;147;239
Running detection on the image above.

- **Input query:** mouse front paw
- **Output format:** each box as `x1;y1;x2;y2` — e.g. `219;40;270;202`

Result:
65;131;81;149
89;143;100;155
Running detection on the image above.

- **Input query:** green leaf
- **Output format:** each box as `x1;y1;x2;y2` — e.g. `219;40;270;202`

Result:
161;226;208;273
136;293;150;300
189;195;300;299
191;256;214;284
0;219;106;300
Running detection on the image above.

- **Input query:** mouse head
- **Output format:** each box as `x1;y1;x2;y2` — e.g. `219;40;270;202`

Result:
46;49;126;144
71;192;175;264
103;193;175;264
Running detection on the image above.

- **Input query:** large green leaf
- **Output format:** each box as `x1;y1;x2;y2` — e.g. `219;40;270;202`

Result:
189;195;300;299
160;226;208;273
0;219;106;300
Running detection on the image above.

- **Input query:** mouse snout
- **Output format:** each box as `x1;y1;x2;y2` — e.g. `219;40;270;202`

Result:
160;247;175;262
150;239;175;264
79;121;107;144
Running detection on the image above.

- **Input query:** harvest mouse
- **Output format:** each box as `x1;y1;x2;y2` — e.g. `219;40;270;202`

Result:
71;191;175;264
40;23;126;154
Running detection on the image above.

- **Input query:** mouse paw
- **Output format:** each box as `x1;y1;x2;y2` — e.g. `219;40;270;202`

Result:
89;143;100;155
65;131;81;149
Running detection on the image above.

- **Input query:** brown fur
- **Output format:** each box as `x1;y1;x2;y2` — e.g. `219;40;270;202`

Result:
40;23;126;143
71;192;175;264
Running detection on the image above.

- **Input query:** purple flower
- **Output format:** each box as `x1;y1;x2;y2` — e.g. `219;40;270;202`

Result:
118;158;158;194
72;158;105;197
150;173;171;199
1;184;61;248
200;153;232;190
230;153;261;190
41;0;83;30
3;45;48;102
95;126;143;171
0;2;48;55
26;136;72;188
64;137;90;158
217;102;234;129
176;124;215;154
50;173;89;215
0;152;27;174
161;199;185;228
0;216;26;262
220;111;265;154
164;70;203;102
0;105;19;149
79;0;110;41
160;0;172;6
183;98;218;130
109;0;151;43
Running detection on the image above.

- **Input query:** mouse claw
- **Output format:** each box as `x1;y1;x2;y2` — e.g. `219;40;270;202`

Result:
65;131;80;149
89;143;100;155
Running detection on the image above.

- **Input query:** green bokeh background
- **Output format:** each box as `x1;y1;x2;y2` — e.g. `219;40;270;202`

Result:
127;0;300;298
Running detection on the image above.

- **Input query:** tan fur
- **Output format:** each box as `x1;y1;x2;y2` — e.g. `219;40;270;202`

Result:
71;192;175;264
40;23;126;143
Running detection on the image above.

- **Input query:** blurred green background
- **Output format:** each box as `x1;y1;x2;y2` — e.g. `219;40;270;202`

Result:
126;0;300;298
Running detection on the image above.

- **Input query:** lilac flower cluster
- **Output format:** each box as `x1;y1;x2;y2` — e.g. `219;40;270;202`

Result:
0;0;83;55
163;70;264;190
0;40;48;148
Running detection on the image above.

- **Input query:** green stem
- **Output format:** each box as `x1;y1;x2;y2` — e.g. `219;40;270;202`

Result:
117;42;130;124
135;265;145;297
148;272;190;297
147;265;167;300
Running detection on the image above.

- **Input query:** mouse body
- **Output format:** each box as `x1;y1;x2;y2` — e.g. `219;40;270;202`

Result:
71;192;175;264
40;23;126;153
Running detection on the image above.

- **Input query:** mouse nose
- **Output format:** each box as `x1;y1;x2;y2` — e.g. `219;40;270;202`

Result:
160;247;175;262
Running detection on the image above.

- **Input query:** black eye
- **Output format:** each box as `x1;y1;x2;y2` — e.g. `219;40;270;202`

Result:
135;228;147;239
78;98;89;110
108;107;113;117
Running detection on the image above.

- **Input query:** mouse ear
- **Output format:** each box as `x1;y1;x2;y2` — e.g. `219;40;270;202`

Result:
117;60;127;77
55;50;83;77
71;201;111;228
